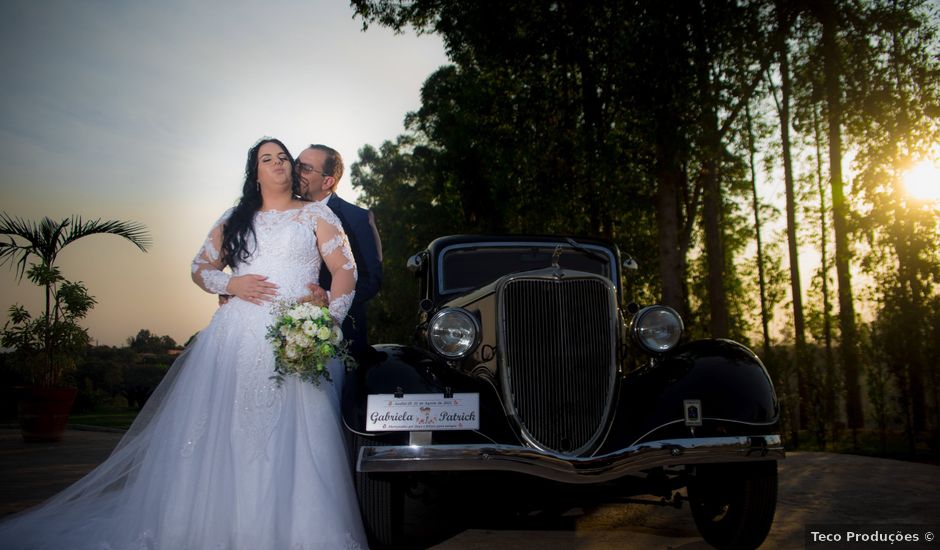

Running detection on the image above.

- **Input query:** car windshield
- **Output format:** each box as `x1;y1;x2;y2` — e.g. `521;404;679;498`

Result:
438;242;614;295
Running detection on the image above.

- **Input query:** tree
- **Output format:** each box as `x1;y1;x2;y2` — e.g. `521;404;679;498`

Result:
350;1;940;449
351;0;665;325
788;0;940;441
127;329;178;354
847;0;940;447
802;0;864;433
745;104;772;360
352;0;791;336
767;0;812;433
0;213;151;386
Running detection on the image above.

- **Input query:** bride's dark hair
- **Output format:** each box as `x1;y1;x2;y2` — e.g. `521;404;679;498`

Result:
221;137;299;267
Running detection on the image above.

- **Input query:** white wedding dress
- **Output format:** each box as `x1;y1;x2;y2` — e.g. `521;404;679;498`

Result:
0;202;368;550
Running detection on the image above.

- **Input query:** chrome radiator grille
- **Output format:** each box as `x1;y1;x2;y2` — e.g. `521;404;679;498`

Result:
500;276;616;455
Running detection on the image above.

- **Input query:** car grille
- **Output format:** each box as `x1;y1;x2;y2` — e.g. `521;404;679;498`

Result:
500;276;617;455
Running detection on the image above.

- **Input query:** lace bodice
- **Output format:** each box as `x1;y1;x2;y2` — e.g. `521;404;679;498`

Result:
191;202;357;323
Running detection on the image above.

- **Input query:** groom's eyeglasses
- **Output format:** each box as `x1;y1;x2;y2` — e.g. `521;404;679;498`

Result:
296;163;331;177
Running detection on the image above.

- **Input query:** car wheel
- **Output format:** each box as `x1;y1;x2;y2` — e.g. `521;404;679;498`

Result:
687;460;778;550
348;431;405;549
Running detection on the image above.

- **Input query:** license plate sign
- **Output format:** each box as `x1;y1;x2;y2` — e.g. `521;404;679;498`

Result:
366;393;480;431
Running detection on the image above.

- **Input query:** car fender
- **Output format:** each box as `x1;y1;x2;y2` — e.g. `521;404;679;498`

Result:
602;339;779;450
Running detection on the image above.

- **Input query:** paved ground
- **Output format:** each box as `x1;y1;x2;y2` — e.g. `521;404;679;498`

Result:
2;428;938;548
430;452;940;549
0;427;125;518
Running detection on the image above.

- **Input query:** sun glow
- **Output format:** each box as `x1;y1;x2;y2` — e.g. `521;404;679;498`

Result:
902;160;940;201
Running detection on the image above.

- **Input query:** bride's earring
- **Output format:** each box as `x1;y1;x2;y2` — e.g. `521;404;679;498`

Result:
256;181;261;193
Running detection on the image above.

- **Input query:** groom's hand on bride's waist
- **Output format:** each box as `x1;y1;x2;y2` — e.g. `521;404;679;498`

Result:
298;283;329;307
225;274;279;305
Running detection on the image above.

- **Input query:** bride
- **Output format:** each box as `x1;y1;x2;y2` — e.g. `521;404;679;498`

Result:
0;138;368;549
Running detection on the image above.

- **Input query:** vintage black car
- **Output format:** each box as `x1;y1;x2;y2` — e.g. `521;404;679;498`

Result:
342;235;783;550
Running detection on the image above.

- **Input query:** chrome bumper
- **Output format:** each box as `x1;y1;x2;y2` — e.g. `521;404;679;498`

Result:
357;435;784;484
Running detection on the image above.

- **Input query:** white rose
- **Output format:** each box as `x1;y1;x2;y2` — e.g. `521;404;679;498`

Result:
331;326;343;343
316;326;331;341
309;306;322;320
285;344;299;359
302;320;316;336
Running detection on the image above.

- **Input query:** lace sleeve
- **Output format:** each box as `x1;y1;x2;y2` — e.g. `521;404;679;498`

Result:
312;206;357;323
191;208;233;295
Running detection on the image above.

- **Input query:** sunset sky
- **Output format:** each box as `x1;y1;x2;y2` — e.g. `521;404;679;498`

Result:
0;0;448;346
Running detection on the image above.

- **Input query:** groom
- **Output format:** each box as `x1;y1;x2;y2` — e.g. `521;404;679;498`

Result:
297;144;383;358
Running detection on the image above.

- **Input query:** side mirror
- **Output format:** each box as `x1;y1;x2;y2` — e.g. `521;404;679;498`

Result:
407;253;425;273
622;255;638;271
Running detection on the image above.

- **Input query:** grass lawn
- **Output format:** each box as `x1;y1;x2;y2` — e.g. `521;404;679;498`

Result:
69;409;139;430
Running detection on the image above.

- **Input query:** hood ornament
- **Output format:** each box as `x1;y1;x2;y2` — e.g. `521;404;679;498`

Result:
551;245;563;269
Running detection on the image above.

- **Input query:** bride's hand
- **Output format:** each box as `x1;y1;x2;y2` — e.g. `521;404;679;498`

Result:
226;274;279;305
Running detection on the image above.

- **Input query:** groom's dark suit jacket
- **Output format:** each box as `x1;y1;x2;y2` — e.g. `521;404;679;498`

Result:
319;193;382;357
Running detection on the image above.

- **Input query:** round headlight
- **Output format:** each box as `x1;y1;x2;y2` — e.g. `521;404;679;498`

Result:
632;306;683;353
428;308;480;359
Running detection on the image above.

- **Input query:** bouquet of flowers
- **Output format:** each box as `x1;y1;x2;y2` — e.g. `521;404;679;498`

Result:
266;301;353;386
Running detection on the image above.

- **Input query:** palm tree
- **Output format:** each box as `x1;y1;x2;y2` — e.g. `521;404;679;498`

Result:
0;213;151;276
0;212;151;386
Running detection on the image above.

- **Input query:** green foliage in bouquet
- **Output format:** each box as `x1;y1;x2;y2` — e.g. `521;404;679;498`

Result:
266;302;354;386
